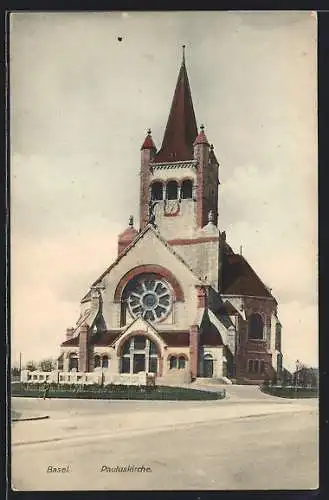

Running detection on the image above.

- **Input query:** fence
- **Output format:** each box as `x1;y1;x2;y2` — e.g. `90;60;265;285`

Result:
20;369;156;387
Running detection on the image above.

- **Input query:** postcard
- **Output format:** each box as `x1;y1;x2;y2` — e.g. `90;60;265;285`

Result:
10;11;318;491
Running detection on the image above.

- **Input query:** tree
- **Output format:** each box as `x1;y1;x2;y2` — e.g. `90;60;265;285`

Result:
25;361;37;372
281;368;292;386
11;367;20;377
296;365;318;388
39;359;55;372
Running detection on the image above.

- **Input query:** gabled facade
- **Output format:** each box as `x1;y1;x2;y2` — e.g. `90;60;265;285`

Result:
59;49;283;385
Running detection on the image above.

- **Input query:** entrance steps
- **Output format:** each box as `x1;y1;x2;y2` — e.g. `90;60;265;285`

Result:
156;374;234;387
195;377;233;385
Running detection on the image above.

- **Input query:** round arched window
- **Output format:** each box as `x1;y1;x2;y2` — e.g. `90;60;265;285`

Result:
127;277;172;323
178;356;186;369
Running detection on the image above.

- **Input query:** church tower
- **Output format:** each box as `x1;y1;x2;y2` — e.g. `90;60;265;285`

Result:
139;47;220;240
57;46;283;388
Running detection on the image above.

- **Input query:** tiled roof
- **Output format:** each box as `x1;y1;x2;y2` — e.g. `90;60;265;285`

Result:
61;330;191;348
61;336;79;347
154;60;198;163
216;301;239;316
92;331;121;346
201;330;223;346
118;226;138;242
158;331;190;347
193;129;209;146
141;131;157;151
61;330;122;347
221;253;273;299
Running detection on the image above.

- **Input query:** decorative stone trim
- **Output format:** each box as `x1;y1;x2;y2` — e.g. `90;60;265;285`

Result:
150;160;198;170
115;329;163;357
113;265;185;302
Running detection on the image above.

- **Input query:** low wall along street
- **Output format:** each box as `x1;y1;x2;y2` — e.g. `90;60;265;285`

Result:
20;369;156;387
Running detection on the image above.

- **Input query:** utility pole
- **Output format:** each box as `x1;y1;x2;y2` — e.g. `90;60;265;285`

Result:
295;359;300;398
19;352;22;376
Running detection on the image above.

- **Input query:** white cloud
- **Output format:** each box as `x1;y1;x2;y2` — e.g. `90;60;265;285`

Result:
10;12;317;369
279;301;318;370
11;230;119;364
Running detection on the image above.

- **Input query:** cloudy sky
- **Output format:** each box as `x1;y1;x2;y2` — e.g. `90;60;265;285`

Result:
10;11;317;371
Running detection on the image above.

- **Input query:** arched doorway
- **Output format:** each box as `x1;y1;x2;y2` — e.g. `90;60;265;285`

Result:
120;335;159;374
203;353;214;378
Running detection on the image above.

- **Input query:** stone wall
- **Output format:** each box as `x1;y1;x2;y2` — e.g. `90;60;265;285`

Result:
20;369;156;386
171;238;220;290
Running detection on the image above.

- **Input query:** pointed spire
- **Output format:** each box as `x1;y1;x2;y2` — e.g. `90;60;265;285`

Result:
154;48;198;163
141;128;157;151
194;123;209;146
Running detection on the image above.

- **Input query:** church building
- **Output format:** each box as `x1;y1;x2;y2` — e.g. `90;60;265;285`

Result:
58;48;283;385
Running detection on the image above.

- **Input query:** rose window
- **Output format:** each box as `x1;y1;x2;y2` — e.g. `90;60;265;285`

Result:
127;278;172;322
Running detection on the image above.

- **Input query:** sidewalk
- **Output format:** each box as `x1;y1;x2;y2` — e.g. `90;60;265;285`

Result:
11;409;50;422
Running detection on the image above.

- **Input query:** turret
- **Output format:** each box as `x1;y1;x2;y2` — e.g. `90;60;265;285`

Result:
118;215;139;255
140;130;157;230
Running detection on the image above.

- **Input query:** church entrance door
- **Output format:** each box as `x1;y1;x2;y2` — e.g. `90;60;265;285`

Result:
203;354;214;378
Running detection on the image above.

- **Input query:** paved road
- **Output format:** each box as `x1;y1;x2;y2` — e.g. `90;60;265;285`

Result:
11;409;318;491
11;387;318;491
10;384;303;421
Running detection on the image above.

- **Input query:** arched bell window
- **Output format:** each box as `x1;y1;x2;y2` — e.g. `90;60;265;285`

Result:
180;179;193;199
166;180;178;200
150;181;163;201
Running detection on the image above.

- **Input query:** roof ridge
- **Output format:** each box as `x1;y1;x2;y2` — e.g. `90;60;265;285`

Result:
239;254;274;297
89;224;203;290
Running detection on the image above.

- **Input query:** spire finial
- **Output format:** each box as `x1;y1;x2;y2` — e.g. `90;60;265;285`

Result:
147;128;151;135
182;45;186;63
200;123;205;131
129;215;134;227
